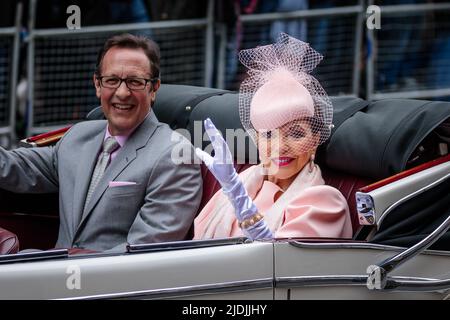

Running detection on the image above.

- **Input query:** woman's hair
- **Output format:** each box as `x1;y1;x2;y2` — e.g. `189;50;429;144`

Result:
95;33;160;79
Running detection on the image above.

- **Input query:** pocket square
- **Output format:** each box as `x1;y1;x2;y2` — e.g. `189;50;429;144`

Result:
109;181;137;187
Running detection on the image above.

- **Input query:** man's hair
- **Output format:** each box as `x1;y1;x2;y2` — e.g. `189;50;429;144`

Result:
95;33;160;79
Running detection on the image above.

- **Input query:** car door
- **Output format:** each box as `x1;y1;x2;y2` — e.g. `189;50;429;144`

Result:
0;240;274;299
273;240;450;300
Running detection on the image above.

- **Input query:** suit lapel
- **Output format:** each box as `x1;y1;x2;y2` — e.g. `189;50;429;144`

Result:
71;125;106;234
75;113;160;237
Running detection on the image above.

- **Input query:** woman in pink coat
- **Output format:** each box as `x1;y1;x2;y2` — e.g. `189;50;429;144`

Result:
194;33;353;240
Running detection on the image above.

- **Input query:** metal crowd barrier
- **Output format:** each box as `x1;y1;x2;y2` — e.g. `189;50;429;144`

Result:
26;0;214;135
21;0;450;137
0;3;21;147
216;0;365;98
367;1;450;100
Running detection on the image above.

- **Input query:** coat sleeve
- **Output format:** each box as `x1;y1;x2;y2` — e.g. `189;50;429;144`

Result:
275;185;353;239
0;144;59;194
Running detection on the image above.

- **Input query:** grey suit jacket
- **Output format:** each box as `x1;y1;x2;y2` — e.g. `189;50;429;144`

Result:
0;112;203;251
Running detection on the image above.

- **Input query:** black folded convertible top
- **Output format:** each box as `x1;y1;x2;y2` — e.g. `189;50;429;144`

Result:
152;84;450;180
320;98;450;180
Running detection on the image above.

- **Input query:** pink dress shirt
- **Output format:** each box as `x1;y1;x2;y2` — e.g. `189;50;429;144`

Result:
102;112;151;162
104;128;128;162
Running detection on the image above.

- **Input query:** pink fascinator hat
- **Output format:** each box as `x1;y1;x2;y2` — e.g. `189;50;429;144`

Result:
238;33;333;152
249;67;315;130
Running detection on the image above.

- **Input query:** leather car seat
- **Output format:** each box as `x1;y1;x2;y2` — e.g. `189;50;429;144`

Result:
0;227;19;254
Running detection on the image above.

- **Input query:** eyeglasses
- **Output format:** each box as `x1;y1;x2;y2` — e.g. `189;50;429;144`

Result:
97;76;159;91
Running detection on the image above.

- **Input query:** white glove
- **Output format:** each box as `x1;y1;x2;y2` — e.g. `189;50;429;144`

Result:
195;118;273;240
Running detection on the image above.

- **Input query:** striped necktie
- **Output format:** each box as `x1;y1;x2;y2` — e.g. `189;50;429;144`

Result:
83;136;119;211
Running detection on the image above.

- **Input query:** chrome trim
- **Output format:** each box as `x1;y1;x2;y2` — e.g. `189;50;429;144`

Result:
385;278;450;292
276;275;368;288
276;275;450;292
378;173;450;228
287;241;450;257
365;171;450;291
373;208;450;289
371;88;450;100
0;126;13;134
58;278;273;300
356;192;376;225
61;275;450;299
289;240;405;250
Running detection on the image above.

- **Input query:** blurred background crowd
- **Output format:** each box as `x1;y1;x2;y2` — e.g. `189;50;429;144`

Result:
0;0;449;147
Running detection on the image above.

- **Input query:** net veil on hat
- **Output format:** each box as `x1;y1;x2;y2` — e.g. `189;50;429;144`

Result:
238;32;333;154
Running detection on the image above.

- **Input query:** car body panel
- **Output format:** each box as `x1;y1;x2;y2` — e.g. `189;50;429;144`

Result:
273;241;450;300
1;240;449;299
0;241;274;299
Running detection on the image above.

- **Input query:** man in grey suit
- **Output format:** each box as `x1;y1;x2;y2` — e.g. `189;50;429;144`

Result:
0;34;203;252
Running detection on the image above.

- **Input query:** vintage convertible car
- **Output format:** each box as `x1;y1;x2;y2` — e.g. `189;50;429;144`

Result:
0;84;449;300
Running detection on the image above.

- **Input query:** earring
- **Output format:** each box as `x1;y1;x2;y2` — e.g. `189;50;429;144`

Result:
309;153;315;173
261;161;270;175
